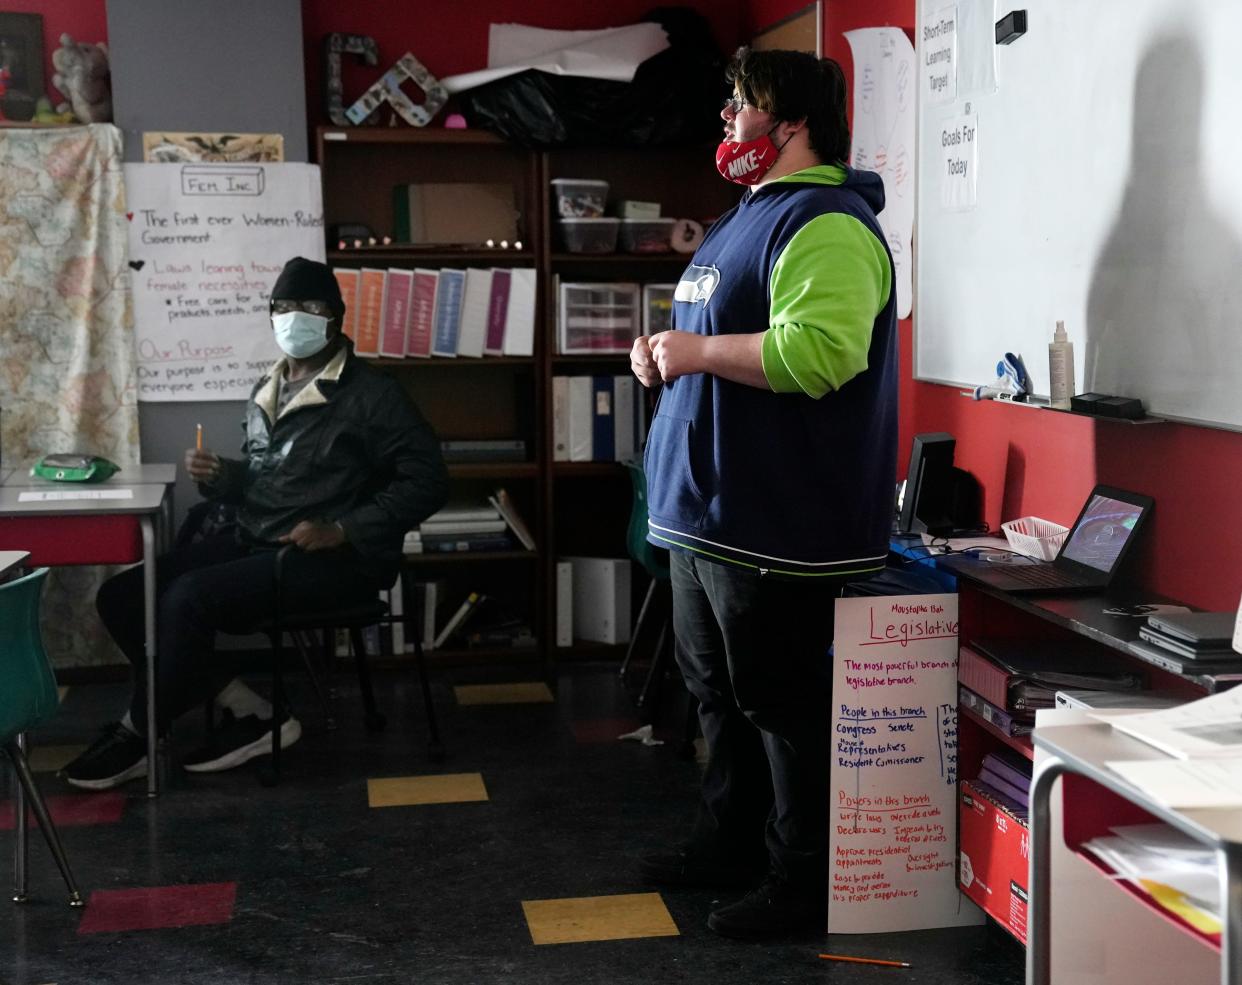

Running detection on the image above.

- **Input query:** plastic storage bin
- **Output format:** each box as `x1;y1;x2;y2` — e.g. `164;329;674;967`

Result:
558;217;620;254
619;218;675;254
558;282;641;353
1001;516;1070;560
551;178;609;218
642;284;676;335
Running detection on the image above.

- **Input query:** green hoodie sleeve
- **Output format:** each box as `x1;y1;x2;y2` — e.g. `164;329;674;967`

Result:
761;213;892;399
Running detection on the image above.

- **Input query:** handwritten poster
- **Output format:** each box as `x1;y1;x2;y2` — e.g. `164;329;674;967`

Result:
123;163;325;401
846;27;916;319
922;4;958;104
828;594;983;934
939;112;979;210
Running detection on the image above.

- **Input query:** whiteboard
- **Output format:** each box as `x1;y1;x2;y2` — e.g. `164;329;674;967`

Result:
914;0;1242;430
124;163;325;402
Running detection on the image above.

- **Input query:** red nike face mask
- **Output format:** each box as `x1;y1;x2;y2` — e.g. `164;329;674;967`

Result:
715;133;781;185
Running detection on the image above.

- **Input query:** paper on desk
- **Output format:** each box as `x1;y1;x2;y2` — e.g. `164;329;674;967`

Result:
1105;758;1242;809
1092;685;1242;758
440;22;669;93
18;489;134;502
919;533;1012;553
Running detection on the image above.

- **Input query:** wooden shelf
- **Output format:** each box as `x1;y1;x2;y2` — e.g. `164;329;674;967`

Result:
319;126;506;146
553;462;625;478
404;551;538;564
369;356;535;368
551;252;689;265
552;353;631;363
445;462;537;479
328;249;534;264
959;702;1034;761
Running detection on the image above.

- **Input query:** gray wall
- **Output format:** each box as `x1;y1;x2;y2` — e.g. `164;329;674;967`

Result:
108;0;308;529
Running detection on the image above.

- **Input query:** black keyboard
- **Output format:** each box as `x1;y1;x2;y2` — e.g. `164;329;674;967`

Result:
999;564;1083;588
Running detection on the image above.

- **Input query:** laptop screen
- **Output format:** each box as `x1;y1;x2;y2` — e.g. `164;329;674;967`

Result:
1059;494;1145;572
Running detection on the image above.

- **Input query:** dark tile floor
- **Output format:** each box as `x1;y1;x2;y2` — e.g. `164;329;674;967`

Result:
2;663;1025;984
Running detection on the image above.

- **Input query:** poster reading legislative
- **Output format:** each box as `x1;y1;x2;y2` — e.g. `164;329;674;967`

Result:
828;594;983;934
922;4;957;104
939;112;979;211
123;163;325;401
846;27;916;319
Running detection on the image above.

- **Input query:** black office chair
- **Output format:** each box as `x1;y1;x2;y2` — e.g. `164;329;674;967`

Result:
177;502;444;785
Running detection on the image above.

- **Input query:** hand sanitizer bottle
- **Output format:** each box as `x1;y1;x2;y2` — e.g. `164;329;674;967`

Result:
1048;320;1075;410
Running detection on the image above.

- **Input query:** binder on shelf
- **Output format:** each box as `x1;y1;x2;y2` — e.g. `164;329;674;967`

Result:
406;268;438;357
427;504;502;524
355;267;386;357
430;268;465;357
958;685;1033;737
613;375;636;463
456;268;492;358
484;268;511;356
433;591;485;648
565;556;631;644
380;267;413;358
555;560;573;647
489;487;536;551
958;644;1013;710
568;376;594;462
332;268;360;342
502;268;537;357
591;376;615;461
552;376;570;462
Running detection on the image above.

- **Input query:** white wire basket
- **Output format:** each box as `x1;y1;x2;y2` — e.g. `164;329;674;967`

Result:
1001;516;1070;561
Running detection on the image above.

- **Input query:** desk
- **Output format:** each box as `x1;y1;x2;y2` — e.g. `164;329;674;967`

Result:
0;485;169;796
0;551;29;578
1029;723;1242;985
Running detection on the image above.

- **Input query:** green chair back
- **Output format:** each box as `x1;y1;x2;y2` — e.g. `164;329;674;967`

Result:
0;568;58;744
624;462;670;582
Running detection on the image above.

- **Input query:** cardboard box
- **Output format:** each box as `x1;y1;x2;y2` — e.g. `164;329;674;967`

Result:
959;779;1030;943
392;182;518;245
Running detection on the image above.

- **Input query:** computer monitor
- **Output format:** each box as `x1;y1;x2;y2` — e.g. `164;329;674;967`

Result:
897;433;956;536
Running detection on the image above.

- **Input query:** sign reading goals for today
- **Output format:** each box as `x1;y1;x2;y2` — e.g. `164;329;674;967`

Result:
828;593;983;934
123;163;324;402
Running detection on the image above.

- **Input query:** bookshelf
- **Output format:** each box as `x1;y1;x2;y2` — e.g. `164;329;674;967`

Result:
316;126;738;663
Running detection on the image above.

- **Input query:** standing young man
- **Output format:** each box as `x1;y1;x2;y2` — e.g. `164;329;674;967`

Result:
631;48;898;938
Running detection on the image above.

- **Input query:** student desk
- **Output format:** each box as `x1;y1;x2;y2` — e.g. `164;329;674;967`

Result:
1029;723;1242;985
0;482;172;796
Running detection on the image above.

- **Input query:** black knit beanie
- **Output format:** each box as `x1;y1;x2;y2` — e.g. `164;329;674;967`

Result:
270;257;345;321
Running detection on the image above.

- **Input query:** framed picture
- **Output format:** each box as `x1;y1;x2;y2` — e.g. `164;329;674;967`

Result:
0;12;44;122
142;132;285;163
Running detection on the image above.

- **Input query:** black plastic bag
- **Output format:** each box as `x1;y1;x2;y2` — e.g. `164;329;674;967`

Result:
461;8;728;147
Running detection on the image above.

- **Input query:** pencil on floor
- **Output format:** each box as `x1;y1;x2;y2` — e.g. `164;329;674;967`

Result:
818;953;912;968
196;423;203;450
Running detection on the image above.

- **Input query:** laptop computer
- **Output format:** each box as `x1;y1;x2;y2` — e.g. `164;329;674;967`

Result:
943;484;1154;594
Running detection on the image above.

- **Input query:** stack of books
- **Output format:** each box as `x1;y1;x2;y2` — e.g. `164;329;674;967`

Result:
959;637;1142;737
1128;611;1241;675
404;489;534;554
552;375;648;463
969;751;1032;821
333;267;536;359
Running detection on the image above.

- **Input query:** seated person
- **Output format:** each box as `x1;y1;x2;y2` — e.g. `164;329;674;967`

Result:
65;257;448;790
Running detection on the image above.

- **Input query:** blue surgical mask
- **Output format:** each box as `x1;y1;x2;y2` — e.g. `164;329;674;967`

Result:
271;310;330;359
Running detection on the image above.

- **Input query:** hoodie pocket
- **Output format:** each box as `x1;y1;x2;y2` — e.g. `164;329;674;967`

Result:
644;415;708;529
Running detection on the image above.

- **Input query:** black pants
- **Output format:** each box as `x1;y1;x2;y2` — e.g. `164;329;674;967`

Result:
670;550;846;891
96;531;386;736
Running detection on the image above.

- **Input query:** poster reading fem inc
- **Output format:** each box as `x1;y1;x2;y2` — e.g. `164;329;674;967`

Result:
123;163;325;401
827;593;983;933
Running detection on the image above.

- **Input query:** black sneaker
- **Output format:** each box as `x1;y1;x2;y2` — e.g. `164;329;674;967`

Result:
706;872;828;940
63;722;148;791
182;711;302;773
638;842;764;889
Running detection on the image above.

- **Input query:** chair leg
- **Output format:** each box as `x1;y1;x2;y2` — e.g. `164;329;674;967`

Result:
5;739;84;907
262;629;285;788
321;627;341;727
293;629;333;727
348;626;386;733
10;734;27;903
620;580;659;682
411;638;444;762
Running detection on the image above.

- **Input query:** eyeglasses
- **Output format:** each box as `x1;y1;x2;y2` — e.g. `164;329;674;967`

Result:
271;299;334;317
722;94;750;115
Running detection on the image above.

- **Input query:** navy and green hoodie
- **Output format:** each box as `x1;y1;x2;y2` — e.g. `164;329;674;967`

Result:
643;164;897;577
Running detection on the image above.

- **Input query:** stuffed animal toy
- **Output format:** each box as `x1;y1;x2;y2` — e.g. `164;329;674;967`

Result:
51;33;112;124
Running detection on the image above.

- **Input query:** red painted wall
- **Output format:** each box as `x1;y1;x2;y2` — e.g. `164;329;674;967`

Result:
741;0;1242;610
0;0;108;111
